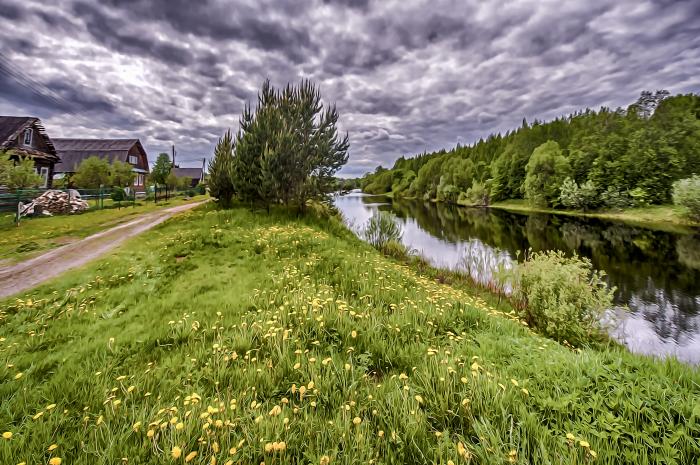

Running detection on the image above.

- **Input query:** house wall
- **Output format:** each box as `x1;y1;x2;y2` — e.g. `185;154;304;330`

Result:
6;122;56;189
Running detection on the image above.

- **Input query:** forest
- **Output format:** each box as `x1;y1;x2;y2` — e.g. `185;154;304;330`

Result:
359;91;700;211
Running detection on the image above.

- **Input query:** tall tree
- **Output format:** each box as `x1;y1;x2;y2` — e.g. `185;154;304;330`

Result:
110;161;136;187
150;153;172;186
73;156;111;188
208;130;236;207
523;140;571;207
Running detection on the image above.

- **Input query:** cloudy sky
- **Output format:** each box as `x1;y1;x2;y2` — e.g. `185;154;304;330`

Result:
0;0;698;176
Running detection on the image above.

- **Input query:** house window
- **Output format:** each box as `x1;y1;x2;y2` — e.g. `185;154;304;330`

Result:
23;128;33;145
38;166;49;188
128;155;138;164
135;174;144;186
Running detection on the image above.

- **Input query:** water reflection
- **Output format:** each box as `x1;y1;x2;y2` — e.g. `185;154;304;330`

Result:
334;191;700;364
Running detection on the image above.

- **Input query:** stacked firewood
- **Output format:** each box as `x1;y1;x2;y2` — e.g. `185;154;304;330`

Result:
20;190;90;216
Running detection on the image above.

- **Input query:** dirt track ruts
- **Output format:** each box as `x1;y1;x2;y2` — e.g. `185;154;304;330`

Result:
0;200;207;299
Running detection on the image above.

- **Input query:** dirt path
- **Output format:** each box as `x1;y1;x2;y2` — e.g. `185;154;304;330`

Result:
0;200;207;299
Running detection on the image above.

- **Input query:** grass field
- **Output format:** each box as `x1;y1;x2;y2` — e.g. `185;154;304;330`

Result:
0;195;207;264
0;203;698;464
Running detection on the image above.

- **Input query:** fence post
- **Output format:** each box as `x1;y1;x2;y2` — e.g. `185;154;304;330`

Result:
15;189;21;225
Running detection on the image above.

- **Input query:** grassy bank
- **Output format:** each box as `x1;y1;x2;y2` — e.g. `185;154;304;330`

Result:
0;204;698;464
487;199;699;231
0;195;207;264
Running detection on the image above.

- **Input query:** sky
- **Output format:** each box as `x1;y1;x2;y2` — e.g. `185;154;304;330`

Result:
0;0;698;176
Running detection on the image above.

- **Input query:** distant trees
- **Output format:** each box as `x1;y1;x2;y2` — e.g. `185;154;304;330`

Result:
209;79;349;210
110;160;136;188
357;90;700;211
523;141;570;207
0;151;43;188
673;175;700;220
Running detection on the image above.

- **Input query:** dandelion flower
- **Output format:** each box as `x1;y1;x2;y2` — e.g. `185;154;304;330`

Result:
320;456;331;465
172;446;182;459
49;459;61;465
132;422;142;432
579;440;590;448
589;450;597;458
352;417;362;425
14;373;23;380
48;444;59;452
414;395;424;404
2;431;12;439
566;433;575;440
185;451;197;462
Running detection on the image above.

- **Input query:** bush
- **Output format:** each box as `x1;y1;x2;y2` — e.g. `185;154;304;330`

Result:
466;181;490;206
558;177;599;210
110;187;127;202
362;211;402;250
672;175;700;221
508;250;615;346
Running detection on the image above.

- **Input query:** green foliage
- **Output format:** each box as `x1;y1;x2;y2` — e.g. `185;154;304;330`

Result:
558;177;599;210
464;181;490;206
358;91;700;211
232;79;349;210
208;130;236;207
73;156;111;188
509;250;615;347
150;153;172;186
672;175;700;220
110;187;127;202
523;141;571;207
362;210;403;250
109;161;135;188
0;152;44;188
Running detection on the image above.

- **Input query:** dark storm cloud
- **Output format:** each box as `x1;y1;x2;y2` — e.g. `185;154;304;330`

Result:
0;0;698;174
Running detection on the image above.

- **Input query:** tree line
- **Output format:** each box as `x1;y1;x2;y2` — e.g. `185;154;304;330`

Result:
360;91;700;211
208;79;349;210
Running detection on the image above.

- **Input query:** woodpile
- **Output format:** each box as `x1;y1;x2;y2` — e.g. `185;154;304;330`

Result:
20;190;90;216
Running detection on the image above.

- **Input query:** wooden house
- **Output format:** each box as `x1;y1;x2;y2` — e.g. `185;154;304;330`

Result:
53;139;150;192
0;116;60;188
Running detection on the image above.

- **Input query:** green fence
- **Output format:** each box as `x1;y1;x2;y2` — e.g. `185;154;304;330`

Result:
0;188;137;224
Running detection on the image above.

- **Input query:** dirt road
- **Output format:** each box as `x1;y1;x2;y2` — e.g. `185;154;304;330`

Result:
0;200;207;299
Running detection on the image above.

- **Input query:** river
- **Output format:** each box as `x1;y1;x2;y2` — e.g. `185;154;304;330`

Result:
334;191;700;364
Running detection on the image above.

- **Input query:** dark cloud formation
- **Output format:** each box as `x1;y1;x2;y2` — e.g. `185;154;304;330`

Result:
0;0;698;175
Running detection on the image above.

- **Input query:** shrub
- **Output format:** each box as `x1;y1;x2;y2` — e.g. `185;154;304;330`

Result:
558;177;599;210
508;250;615;346
672;175;700;221
466;181;490;206
110;187;127;202
362;211;402;250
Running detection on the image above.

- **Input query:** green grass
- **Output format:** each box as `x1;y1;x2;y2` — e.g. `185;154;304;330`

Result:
0;204;698;464
488;199;699;232
0;195;207;264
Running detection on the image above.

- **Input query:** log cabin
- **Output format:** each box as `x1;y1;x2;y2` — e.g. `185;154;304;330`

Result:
0;116;60;188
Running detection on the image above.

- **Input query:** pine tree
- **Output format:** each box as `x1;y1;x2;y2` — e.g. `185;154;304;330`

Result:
208;130;235;207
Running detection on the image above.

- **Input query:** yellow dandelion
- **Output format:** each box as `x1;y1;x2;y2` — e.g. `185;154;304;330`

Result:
414;395;424;404
185;451;197;462
566;433;575;440
352;417;362;425
351;330;357;338
132;421;142;432
147;429;155;438
172;446;182;459
2;431;12;439
49;459;62;465
264;443;274;453
579;440;590;448
48;444;59;452
320;456;331;465
14;373;23;380
589;450;598;458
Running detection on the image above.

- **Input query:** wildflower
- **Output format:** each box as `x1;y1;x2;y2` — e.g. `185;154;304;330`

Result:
589;450;598;458
172;446;182;459
320;456;331;465
49;459;62;465
566;433;575;441
176;422;184;430
48;444;59;452
147;429;155;438
2;431;12;439
414;395;424;405
185;451;197;462
132;422;142;432
351;330;357;338
378;430;384;438
352;417;362;425
579;440;590;448
14;373;23;380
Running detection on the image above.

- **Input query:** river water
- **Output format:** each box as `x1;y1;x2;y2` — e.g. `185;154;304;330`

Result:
334;191;700;364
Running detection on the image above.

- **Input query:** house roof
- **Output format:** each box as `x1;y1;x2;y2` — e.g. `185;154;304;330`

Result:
53;138;148;173
0;116;58;159
173;167;204;179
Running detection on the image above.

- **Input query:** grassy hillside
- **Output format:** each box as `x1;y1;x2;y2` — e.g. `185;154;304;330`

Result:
1;204;698;464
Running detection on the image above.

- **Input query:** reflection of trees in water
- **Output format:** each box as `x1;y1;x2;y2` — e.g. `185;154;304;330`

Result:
384;197;700;346
458;239;513;291
677;235;700;270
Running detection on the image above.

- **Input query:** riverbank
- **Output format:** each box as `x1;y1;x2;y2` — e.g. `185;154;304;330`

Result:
487;199;699;232
1;203;698;464
361;190;699;232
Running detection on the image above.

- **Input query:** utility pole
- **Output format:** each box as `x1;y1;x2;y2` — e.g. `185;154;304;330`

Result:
201;157;206;182
172;145;176;168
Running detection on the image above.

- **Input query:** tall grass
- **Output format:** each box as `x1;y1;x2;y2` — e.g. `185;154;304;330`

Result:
0;204;697;464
